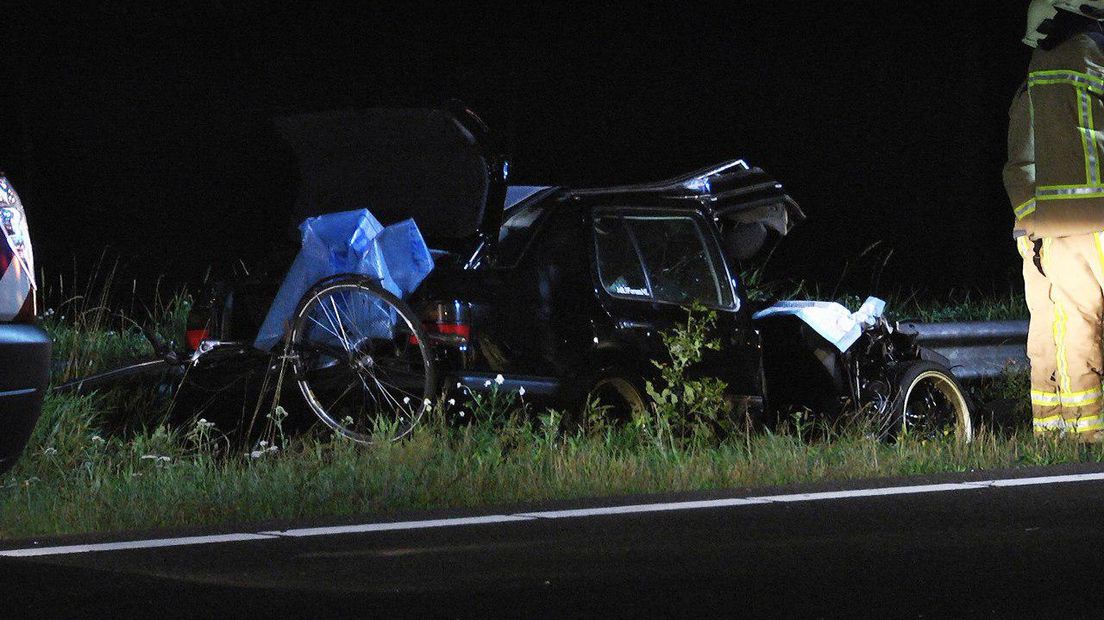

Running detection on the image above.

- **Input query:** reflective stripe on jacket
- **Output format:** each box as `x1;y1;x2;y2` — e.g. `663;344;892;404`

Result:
1027;32;1104;238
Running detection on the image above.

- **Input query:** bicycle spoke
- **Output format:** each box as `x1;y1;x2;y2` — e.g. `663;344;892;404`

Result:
307;314;344;345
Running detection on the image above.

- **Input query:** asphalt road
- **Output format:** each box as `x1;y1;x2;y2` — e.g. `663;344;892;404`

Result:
5;466;1104;619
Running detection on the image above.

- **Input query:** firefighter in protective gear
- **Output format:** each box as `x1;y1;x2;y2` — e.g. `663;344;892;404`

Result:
1009;0;1104;439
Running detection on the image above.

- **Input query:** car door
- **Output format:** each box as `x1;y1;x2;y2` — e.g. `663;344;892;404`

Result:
591;207;762;398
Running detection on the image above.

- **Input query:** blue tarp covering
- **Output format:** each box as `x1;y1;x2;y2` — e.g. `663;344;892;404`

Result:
254;209;434;351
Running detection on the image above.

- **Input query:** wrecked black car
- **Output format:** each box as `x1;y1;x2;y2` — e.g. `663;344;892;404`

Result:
80;104;971;444
186;106;803;432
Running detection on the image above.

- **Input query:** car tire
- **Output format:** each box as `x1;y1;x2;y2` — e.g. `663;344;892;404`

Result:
584;367;648;426
882;361;973;443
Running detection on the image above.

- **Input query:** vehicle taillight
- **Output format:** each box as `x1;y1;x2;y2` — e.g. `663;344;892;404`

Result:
185;328;209;352
185;298;211;353
410;300;471;346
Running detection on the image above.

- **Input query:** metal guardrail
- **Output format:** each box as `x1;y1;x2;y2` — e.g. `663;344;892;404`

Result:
900;320;1029;382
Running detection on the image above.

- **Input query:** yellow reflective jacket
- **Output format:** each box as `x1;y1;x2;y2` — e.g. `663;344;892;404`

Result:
1023;32;1104;238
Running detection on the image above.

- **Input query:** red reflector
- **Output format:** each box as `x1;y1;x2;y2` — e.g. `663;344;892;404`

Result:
186;328;209;351
409;322;471;346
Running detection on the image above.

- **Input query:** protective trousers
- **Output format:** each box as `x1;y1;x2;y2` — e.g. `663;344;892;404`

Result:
1019;237;1062;431
1041;233;1104;435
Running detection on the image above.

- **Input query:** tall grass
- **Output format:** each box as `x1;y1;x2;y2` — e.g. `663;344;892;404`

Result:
3;386;1099;539
0;273;1054;540
38;259;191;383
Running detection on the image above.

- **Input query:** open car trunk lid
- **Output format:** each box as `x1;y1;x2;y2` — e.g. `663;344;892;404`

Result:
275;103;508;256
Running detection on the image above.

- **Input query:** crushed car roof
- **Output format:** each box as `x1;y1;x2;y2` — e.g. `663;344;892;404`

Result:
562;158;805;233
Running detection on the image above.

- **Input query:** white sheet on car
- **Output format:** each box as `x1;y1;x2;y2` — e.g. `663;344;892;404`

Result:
0;177;35;321
752;297;887;353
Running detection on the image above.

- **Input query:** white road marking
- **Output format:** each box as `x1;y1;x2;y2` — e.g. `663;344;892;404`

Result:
258;515;536;538
0;533;277;558
4;471;1104;558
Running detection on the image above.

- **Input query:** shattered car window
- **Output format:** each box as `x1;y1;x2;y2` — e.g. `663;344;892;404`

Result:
625;216;727;307
593;216;650;298
497;201;547;266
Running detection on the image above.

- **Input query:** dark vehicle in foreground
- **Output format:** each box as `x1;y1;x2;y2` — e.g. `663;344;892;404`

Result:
60;105;972;444
0;176;51;475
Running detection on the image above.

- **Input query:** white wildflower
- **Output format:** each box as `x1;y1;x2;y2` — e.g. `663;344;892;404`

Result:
403;396;411;404
494;374;505;385
518;386;526;397
259;440;268;448
459;410;466;418
42;447;57;456
483;380;492;387
448;398;456;406
90;435;105;444
249;450;264;459
456;382;463;389
423;398;432;407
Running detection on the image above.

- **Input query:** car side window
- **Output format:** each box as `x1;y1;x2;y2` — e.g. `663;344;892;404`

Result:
624;215;728;307
593;215;650;298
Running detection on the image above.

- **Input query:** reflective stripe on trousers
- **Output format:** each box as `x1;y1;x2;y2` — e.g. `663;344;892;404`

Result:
1020;236;1062;426
1042;233;1104;433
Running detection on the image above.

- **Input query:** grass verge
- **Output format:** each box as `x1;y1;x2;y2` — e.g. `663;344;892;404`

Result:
2;390;1101;540
0;284;1050;541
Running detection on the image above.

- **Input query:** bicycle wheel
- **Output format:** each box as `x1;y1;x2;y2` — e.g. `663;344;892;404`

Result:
883;361;972;443
289;276;435;444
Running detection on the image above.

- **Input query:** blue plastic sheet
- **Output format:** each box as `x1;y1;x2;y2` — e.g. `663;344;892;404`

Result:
254;209;434;351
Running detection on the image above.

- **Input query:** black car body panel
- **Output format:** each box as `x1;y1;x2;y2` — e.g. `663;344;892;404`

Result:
411;158;804;413
0;176;50;475
0;324;51;473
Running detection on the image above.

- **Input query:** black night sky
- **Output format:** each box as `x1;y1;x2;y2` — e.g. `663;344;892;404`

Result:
7;2;1028;302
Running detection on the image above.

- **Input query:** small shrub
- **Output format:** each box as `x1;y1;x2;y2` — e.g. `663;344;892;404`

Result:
640;304;732;445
